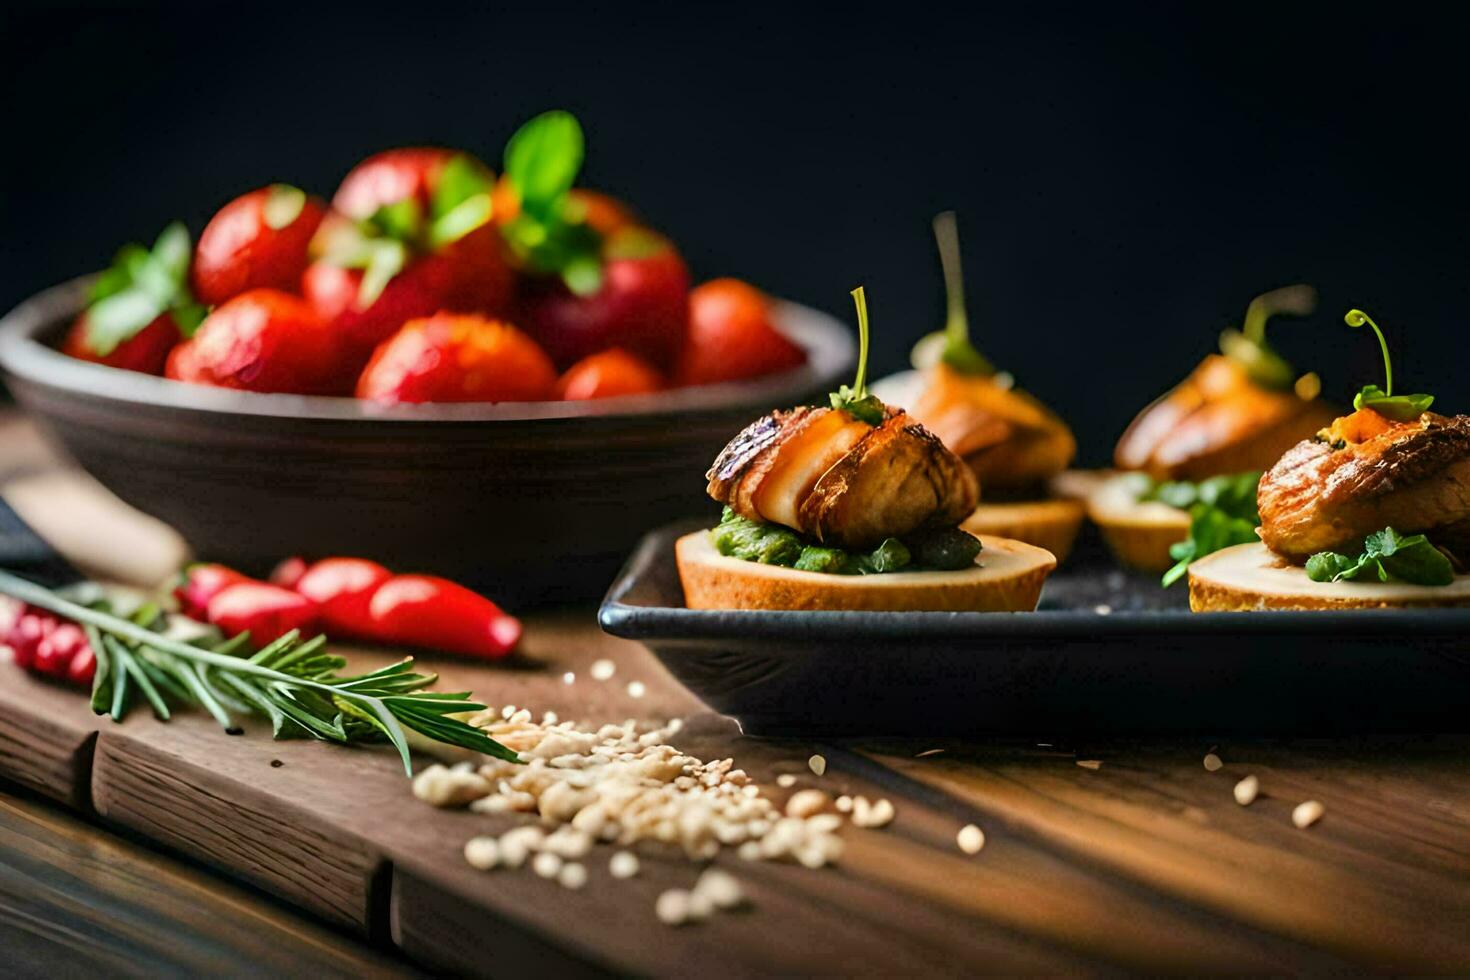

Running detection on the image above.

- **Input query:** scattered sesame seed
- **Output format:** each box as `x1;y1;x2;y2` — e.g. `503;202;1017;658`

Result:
463;836;500;870
562;672;576;685
957;824;986;855
915;748;945;758
1094;604;1113;615
1203;753;1223;772
627;681;646;699
558;862;588;890
1233;775;1259;806
1076;759;1103;770
852;797;895;828
609;851;640;879
591;659;616;681
1292;800;1325;829
694;868;745;909
808;754;827;776
834;795;853;813
776;774;797;788
785;789;830;819
656;888;693;926
532;851;564;878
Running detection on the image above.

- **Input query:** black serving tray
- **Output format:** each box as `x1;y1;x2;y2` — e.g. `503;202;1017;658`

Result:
599;520;1470;736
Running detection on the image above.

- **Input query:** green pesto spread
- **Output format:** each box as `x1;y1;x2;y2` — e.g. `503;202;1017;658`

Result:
710;508;981;575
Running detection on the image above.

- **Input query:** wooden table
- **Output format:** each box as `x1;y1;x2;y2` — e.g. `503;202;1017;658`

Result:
2;411;1468;975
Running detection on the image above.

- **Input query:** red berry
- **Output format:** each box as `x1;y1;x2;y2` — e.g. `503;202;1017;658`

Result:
356;314;557;405
66;646;97;687
166;289;345;395
62;312;181;376
675;278;806;386
192;185;327;306
556;348;664;400
6;608;56;670
34;623;86;678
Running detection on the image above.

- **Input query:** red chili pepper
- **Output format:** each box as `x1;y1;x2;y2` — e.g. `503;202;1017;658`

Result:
3;605;92;688
175;563;255;620
291;558;392;638
206;582;320;645
365;575;521;660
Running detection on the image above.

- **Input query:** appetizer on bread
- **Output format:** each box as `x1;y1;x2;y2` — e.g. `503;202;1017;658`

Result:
1190;309;1470;610
677;287;1057;612
1092;285;1337;575
900;213;1084;561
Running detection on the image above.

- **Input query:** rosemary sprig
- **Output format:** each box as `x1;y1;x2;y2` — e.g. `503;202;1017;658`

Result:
0;570;518;773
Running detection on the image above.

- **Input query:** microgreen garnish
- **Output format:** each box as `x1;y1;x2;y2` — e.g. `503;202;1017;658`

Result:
830;286;886;426
84;222;207;355
1150;472;1263;587
0;570;518;774
910;211;994;375
319;153;494;309
499;110;605;296
1306;527;1454;586
1217;284;1316;390
1345;309;1435;420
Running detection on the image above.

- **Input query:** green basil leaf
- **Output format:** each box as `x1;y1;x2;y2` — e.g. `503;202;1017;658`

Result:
1159;489;1261;587
429;192;492;248
430;155;491;218
356;240;408;309
263;184;307;230
172;303;209;338
504;110;584;218
85;288;165;356
90;246;149;302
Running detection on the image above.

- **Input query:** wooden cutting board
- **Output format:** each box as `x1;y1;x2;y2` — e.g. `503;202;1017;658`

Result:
3;421;1470;974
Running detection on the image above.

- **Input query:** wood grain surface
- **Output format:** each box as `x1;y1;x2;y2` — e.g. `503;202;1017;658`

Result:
3;413;1470;975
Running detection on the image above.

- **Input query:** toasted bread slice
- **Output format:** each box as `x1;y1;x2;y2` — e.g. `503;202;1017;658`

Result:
676;531;1056;612
1085;473;1191;573
961;498;1085;564
1188;541;1470;610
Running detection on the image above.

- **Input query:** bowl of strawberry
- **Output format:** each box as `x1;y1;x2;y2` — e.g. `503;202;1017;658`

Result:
0;112;851;603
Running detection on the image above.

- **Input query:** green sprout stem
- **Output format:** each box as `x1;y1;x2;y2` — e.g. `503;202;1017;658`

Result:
849;285;871;397
1346;308;1392;396
934;211;968;349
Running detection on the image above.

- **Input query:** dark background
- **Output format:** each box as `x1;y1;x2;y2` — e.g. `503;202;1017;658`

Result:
2;3;1465;464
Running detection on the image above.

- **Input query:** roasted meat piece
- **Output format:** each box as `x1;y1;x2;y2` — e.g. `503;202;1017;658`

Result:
909;364;1076;493
1257;409;1470;561
1116;355;1338;481
707;405;979;550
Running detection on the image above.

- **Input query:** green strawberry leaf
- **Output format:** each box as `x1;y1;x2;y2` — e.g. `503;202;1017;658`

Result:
367;198;424;244
263;184;307;230
504;110;584;219
431;155;492;219
82;221;202;356
356;240;408;309
562;254;604;296
429;192;492;249
85;289;167;356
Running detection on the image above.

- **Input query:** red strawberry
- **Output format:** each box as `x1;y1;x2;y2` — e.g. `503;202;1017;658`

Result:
192;185;327;306
556;347;663;400
675;278;806;386
63;222;205;375
356;313;557;405
305;148;511;370
62;312;181;375
516;227;689;370
166;289;343;395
